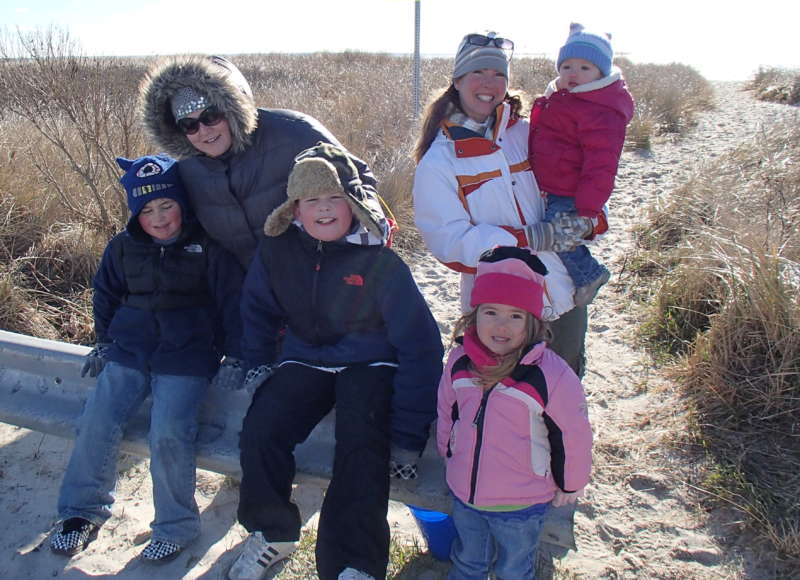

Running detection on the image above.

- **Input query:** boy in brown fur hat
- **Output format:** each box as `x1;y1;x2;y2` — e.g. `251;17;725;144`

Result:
227;143;443;580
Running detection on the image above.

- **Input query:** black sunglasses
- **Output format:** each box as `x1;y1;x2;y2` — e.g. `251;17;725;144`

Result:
466;34;514;51
176;106;225;135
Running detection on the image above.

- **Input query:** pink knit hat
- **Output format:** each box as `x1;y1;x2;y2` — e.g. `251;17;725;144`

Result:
470;247;548;319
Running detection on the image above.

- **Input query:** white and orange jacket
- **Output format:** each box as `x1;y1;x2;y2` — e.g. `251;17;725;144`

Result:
413;102;575;319
436;334;593;507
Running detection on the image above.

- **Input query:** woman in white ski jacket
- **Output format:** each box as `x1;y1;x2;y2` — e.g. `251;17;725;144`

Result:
413;32;597;377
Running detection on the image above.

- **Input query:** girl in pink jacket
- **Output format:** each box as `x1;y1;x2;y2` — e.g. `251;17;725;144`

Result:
437;246;593;579
528;22;635;308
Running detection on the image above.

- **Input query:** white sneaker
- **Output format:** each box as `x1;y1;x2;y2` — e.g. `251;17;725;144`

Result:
227;531;298;580
338;567;375;580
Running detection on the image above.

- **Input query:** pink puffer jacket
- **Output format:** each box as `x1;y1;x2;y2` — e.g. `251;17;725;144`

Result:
436;336;593;507
528;71;634;218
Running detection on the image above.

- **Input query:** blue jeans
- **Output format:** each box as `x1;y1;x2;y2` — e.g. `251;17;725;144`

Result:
448;497;549;580
545;194;608;288
57;361;207;545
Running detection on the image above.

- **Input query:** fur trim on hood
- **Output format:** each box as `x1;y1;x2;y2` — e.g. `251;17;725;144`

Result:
138;55;258;159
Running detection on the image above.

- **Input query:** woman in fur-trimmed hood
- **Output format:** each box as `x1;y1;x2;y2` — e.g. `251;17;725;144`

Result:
138;55;383;268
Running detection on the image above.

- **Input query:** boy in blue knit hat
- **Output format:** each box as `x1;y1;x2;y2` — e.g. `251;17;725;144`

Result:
49;154;244;564
528;22;635;306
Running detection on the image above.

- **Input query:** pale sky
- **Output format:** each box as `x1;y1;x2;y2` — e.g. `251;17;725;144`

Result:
3;0;799;81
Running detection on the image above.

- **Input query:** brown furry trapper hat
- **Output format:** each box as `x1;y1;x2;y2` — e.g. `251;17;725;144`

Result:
264;142;386;240
138;55;258;160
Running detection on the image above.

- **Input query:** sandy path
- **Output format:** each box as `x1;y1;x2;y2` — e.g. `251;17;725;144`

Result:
0;82;794;579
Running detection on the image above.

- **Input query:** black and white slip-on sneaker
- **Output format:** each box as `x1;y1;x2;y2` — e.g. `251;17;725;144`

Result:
50;517;99;556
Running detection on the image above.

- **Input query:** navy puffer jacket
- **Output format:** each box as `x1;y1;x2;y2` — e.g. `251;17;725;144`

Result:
93;219;244;377
241;226;444;452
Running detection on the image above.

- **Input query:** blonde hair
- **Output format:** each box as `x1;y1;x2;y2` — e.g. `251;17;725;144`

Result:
451;306;552;389
413;84;527;164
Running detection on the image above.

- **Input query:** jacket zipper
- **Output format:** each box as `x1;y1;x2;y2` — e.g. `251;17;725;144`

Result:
468;384;496;504
151;245;166;344
311;240;323;342
154;245;165;300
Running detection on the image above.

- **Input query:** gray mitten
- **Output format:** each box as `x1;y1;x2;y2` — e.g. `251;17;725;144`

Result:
523;222;556;252
524;222;583;253
552;212;594;239
211;356;245;390
243;365;274;393
389;446;419;480
81;343;111;378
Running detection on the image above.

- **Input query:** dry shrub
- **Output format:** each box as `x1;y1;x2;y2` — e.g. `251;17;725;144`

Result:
507;57;557;98
748;67;800;105
0;266;59;339
0;224;100;343
0;40;718;343
680;249;800;562
0;193;48;261
621;60;714;148
634;116;800;563
635;116;800;268
0;27;145;236
0;45;713;245
639;253;724;355
16;223;102;295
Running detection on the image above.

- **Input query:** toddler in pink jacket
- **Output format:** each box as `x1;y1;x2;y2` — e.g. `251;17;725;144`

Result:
528;22;634;307
437;246;593;579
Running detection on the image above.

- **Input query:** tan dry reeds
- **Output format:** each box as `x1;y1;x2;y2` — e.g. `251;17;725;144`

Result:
748;67;800;105
0;29;717;345
634;116;800;563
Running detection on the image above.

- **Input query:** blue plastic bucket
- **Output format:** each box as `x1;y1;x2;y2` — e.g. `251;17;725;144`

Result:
407;504;457;561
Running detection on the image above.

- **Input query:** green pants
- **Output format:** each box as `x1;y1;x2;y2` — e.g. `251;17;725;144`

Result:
548;304;588;378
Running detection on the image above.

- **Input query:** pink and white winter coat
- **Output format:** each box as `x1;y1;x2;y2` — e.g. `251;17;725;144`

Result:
436;332;593;507
528;68;635;219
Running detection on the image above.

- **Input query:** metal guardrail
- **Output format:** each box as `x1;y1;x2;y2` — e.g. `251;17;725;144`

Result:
0;329;449;511
0;329;576;549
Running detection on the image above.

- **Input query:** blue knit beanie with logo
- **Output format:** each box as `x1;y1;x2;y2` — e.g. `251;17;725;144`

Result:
117;154;189;218
557;22;613;77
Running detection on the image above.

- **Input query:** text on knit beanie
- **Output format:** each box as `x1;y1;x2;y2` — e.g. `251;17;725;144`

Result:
117;154;188;218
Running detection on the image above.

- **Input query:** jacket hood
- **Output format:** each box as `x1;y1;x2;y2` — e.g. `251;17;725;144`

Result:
138;55;259;159
545;68;635;123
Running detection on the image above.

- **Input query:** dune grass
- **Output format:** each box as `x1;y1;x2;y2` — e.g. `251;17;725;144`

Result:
748;66;800;105
0;27;714;344
631;116;800;566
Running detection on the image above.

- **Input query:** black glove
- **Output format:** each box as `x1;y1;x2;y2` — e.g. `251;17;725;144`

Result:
210;356;245;390
81;343;111;378
389;446;419;480
243;365;274;393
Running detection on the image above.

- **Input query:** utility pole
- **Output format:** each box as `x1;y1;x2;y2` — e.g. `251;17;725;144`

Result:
413;0;421;119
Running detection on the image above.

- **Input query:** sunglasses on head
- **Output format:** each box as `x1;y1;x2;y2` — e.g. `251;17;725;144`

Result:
176;106;225;135
466;34;514;51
